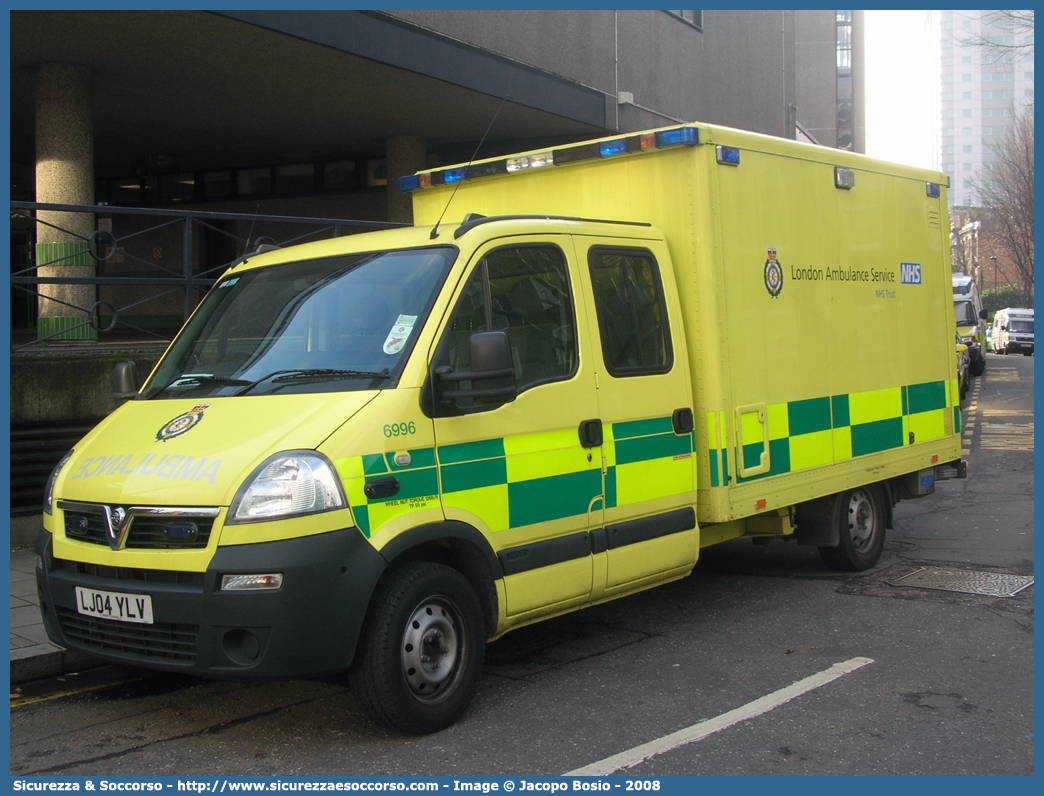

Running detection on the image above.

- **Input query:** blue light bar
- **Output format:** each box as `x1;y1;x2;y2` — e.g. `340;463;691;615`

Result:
398;175;420;192
655;127;699;147
599;139;628;157
715;145;740;166
926;182;941;198
443;167;466;183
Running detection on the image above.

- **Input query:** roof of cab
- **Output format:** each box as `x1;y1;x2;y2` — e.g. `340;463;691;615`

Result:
228;215;663;274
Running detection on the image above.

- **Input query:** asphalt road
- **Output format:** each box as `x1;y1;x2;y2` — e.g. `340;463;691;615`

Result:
10;352;1034;777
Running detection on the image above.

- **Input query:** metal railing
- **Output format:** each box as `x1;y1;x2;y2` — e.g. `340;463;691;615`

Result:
11;201;404;352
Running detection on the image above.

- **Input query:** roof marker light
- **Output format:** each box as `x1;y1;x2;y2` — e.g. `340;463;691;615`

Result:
716;145;740;166
656;127;699;147
599;138;628;157
926;182;942;198
418;173;432;188
834;167;856;190
443;167;466;183
398;175;420;192
639;133;656;150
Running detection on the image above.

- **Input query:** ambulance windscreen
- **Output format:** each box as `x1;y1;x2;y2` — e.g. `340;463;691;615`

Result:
144;247;456;399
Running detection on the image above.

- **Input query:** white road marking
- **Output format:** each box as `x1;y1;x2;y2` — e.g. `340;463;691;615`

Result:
564;657;874;776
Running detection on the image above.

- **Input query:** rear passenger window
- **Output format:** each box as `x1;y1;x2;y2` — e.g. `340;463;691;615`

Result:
588;247;673;376
437;245;577;410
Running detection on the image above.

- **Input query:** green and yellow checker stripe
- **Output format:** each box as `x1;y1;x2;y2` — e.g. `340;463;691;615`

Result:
337;449;440;538
606;417;694;508
705;380;956;486
338;416;695;538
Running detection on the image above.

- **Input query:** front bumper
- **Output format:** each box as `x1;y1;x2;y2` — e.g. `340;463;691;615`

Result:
35;527;386;679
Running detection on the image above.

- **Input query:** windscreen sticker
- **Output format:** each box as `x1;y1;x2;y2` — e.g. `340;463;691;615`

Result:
383;315;418;355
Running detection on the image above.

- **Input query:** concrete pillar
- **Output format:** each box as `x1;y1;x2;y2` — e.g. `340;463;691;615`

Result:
386;136;426;225
35;63;96;342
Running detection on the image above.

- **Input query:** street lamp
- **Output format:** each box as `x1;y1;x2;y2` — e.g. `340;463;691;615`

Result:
990;255;997;296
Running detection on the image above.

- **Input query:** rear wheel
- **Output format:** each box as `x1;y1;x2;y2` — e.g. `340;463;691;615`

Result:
350;563;485;734
818;486;886;571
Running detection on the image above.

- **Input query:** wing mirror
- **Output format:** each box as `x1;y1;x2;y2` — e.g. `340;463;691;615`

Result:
435;330;517;407
112;360;138;402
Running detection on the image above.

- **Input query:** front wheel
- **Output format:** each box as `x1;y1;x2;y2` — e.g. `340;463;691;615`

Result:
818;486;886;572
350;563;485;734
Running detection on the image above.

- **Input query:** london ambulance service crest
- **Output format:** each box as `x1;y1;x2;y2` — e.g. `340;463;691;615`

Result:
156;404;211;442
764;247;783;298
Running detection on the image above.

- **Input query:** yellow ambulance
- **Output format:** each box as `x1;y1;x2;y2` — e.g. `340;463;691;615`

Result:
36;122;964;733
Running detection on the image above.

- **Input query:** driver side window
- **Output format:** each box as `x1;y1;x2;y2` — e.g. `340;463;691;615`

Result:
438;245;577;411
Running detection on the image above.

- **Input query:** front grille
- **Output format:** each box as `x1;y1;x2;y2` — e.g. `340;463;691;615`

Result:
53;559;206;587
63;506;215;549
64;509;110;545
57;607;198;662
126;517;214;549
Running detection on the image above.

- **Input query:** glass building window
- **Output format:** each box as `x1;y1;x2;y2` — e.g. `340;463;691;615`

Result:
666;11;704;30
324;162;356;191
274;164;315;194
204;171;232;198
237;167;272;196
160;173;196;202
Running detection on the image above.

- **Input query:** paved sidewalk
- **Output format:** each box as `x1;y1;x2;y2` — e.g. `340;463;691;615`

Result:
11;549;100;684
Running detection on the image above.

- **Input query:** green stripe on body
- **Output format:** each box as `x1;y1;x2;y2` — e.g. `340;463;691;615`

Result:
508;469;602;527
614;432;691;465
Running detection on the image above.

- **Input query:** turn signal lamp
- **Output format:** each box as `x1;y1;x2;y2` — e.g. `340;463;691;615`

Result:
221;573;284;591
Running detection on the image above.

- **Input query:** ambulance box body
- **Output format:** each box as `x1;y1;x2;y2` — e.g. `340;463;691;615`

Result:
36;123;962;734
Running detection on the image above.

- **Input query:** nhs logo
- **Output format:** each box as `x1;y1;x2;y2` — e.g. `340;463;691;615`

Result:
900;262;922;284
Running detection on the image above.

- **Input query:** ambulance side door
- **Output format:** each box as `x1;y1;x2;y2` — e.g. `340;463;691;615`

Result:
573;238;698;594
427;238;604;619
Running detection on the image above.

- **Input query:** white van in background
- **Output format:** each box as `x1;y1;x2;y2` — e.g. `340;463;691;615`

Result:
991;308;1034;356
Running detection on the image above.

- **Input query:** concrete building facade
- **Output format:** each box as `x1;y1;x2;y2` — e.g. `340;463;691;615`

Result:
12;10;864;223
938;9;1034;208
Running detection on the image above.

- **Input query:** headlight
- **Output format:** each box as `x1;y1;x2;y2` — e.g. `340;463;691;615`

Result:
228;451;346;523
43;450;74;515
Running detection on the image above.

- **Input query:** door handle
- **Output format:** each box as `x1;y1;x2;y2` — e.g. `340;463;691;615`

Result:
672;407;694;435
578;419;603;448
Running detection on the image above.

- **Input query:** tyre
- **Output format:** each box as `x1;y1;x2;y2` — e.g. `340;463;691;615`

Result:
1023;350;1032;356
969;353;985;377
350;563;485;734
818;486;886;572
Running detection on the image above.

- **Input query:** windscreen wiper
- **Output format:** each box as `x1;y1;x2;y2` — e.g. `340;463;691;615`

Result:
148;373;253;398
235;369;390;396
